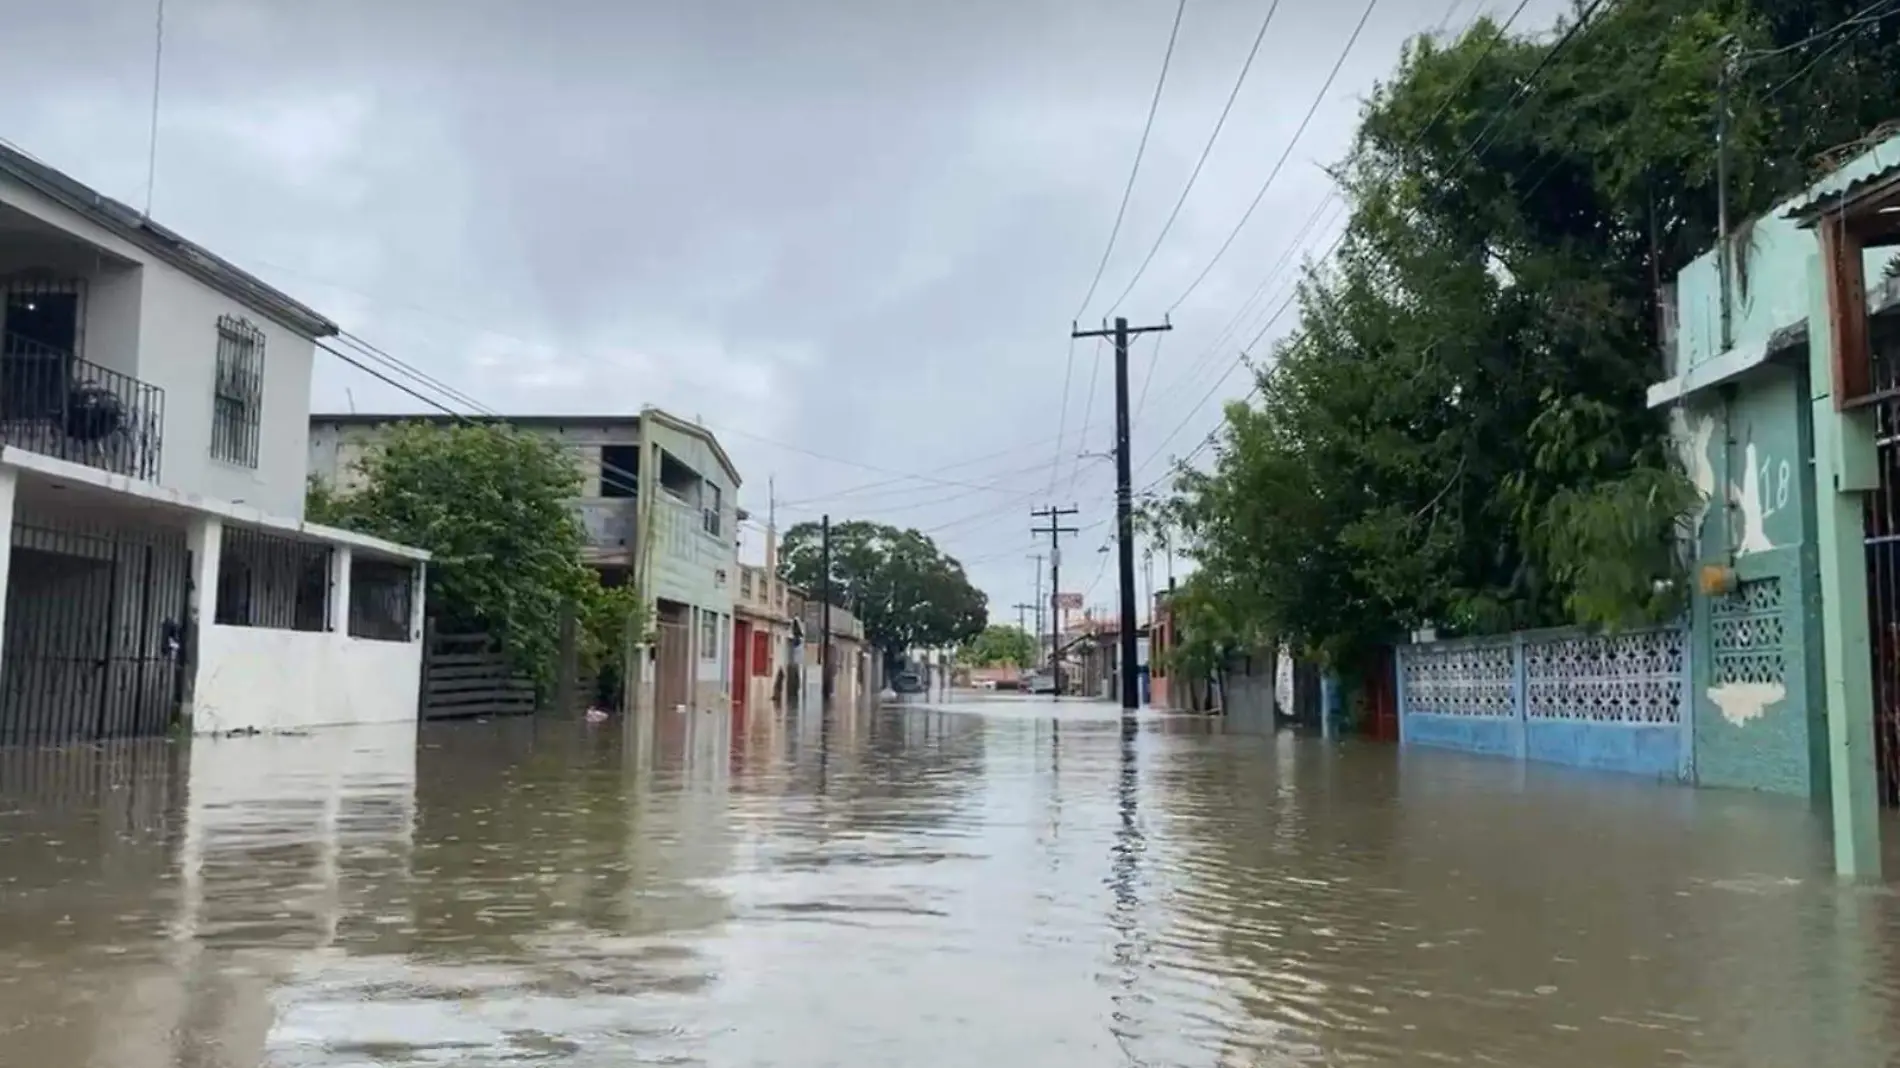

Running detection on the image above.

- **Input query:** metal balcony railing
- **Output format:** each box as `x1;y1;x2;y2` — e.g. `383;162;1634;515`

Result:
0;333;164;480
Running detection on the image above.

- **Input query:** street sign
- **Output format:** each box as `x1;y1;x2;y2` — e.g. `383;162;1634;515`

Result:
1055;592;1083;611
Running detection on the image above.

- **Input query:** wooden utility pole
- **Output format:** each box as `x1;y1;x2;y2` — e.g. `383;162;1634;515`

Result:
1012;601;1035;634
1027;553;1045;662
821;514;833;705
1030;506;1079;698
1073;315;1171;710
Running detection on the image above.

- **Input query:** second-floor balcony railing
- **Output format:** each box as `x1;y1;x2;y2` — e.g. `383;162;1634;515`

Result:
0;333;164;480
574;498;637;553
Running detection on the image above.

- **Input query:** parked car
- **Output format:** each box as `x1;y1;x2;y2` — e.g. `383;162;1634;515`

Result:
892;670;925;695
1023;671;1056;695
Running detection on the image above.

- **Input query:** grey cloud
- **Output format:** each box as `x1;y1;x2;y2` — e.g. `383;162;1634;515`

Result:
0;0;1571;613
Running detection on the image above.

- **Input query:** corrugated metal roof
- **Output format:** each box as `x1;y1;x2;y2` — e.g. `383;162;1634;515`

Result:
1783;160;1900;221
1782;129;1900;222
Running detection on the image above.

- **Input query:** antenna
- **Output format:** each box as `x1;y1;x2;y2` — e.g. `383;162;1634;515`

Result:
143;0;166;218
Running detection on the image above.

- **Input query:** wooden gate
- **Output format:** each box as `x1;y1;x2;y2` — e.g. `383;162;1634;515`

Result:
654;605;691;712
420;629;536;720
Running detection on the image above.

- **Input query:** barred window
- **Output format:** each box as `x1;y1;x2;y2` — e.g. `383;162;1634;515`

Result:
211;315;263;467
215;526;331;631
702;482;723;537
348;558;416;642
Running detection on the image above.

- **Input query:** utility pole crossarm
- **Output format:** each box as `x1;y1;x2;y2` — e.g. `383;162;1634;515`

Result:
1070;317;1172;342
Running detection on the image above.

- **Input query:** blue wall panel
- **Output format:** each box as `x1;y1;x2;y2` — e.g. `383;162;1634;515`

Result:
1397;625;1693;784
1524;721;1681;779
1402;713;1519;759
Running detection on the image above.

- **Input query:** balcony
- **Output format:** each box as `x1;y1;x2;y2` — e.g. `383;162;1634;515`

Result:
0;333;164;480
574;498;637;560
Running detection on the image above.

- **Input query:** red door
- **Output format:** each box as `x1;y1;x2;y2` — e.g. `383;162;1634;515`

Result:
733;619;752;717
1362;646;1399;741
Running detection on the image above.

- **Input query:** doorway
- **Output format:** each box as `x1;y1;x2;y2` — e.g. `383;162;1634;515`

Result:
732;617;752;717
655;600;691;713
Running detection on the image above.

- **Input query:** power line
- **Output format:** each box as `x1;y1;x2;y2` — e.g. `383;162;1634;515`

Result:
1134;0;1544;477
1069;337;1105;493
1103;0;1286;315
1142;0;1519;426
1165;0;1383;314
1072;0;1192;322
317;333;650;500
1740;0;1900;63
1131;330;1170;426
776;456;1064;511
1049;334;1078;496
1055;0;1189;500
332;321;1059;499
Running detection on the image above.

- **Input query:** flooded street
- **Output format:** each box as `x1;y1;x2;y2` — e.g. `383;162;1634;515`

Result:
3;698;1900;1066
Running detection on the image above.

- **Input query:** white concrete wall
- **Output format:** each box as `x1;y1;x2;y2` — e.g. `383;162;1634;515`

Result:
136;265;315;517
82;264;144;376
182;514;426;736
193;625;422;734
0;171;319;518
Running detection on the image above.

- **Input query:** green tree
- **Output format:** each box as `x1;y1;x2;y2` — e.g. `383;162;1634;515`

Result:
961;623;1037;668
1163;0;1900;667
310;422;623;695
777;520;988;668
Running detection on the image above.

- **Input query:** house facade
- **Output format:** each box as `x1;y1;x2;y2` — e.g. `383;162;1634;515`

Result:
733;561;795;718
308;407;742;714
0;144;428;741
799;598;870;708
1646;128;1900;877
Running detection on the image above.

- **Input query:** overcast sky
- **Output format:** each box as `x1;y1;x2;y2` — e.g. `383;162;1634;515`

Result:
1;0;1569;623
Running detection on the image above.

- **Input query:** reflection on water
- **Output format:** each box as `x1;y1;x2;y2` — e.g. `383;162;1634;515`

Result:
2;698;1899;1065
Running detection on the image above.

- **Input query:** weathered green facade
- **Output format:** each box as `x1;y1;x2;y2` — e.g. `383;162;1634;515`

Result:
1670;368;1826;795
1656;131;1900;874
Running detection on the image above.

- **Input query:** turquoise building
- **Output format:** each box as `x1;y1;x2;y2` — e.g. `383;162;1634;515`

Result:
1651;130;1900;875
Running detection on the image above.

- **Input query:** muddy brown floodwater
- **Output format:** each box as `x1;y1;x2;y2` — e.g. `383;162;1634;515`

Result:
3;697;1900;1066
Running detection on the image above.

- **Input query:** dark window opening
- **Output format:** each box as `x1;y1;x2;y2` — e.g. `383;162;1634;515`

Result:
3;289;79;352
703;481;723;537
658;449;701;503
215;525;330;631
600;444;640;498
348;558;415;642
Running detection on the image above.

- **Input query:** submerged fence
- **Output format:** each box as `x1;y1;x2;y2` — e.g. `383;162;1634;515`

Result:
1396;625;1691;780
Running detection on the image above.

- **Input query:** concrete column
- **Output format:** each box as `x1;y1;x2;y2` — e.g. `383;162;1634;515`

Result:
330;546;353;636
410;562;427;641
1806;248;1882;878
0;467;17;678
183;515;223;728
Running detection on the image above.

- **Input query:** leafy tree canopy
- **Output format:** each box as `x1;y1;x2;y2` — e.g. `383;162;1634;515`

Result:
778;520;988;657
961;623;1038;668
1166;0;1888;667
309;422;630;694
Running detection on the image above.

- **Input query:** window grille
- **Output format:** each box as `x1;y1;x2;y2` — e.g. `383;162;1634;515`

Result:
349;558;416;642
215;525;329;631
211;315;263;467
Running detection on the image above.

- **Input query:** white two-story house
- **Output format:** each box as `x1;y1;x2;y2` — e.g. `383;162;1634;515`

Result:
308;408;741;713
0;144;428;742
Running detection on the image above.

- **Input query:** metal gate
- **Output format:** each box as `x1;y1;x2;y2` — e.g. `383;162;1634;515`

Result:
1869;382;1900;802
1864;319;1900;805
1;520;191;745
